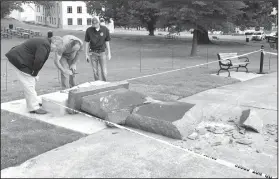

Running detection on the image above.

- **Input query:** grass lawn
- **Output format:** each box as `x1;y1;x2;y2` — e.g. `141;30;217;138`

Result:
1;18;277;169
1;110;86;170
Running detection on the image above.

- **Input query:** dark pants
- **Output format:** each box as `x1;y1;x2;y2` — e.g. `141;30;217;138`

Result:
89;52;107;81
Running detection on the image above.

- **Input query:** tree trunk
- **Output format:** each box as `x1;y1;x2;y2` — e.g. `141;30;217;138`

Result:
190;29;198;56
147;22;155;36
197;30;211;44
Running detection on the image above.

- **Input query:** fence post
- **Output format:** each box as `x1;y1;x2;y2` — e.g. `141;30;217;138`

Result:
140;45;142;72
6;60;8;91
206;47;208;69
172;47;174;69
259;45;264;74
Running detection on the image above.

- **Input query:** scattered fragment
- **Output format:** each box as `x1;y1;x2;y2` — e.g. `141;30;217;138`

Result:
229;138;233;144
206;126;215;132
256;149;261;153
232;133;244;139
197;128;207;135
236;139;253;145
242;110;263;133
187;132;199;140
112;132;118;134
239;128;246;134
224;128;234;132
213;128;224;134
211;142;222;146
267;131;276;135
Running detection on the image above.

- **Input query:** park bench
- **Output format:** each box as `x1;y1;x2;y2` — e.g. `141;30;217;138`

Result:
165;33;178;39
217;53;250;77
268;36;278;50
212;36;219;40
1;30;12;39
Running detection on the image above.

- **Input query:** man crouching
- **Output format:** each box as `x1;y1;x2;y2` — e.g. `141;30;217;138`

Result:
53;35;83;89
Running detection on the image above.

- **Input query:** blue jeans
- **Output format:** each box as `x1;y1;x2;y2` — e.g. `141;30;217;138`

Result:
89;52;107;81
60;57;76;89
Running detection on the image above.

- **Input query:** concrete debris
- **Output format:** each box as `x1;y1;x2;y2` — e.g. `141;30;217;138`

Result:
267;131;276;135
236;139;253;145
232;132;245;139
242;110;263;133
196;128;207;135
187;132;199;140
256;149;261;153
212;128;224;134
229;138;233;144
239;128;246;135
211;142;222;146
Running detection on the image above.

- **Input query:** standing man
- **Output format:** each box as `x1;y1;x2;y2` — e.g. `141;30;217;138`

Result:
53;35;83;89
85;16;111;81
5;36;61;114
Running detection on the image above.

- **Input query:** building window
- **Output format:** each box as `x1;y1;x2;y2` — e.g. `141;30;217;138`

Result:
37;5;40;12
67;6;72;13
77;6;82;13
45;16;47;23
77;18;82;25
54;18;56;24
68;18;73;25
87;18;91;25
40;16;42;22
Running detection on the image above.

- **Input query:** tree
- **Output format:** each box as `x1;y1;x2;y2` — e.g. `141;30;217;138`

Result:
85;0;161;36
160;0;247;56
1;1;23;18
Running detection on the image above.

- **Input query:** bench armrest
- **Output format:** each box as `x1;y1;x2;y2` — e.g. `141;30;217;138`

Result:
220;58;232;66
239;56;249;62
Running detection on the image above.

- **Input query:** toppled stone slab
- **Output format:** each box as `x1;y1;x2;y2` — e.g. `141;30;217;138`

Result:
67;81;129;113
81;88;147;124
125;101;196;139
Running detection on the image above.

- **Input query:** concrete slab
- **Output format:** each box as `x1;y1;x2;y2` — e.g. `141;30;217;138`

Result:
211;72;264;82
41;81;110;116
81;88;148;124
1;94;107;135
68;81;129;112
126;101;196;139
0;128;258;178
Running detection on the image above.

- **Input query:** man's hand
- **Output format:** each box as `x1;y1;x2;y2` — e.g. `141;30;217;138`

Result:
35;76;39;82
86;54;90;63
107;52;111;61
70;64;77;73
63;69;73;76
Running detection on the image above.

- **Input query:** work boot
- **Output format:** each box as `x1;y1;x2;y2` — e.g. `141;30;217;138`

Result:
30;108;47;114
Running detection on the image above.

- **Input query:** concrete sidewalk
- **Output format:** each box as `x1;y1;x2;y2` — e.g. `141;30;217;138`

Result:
1;73;277;178
1;128;258;178
180;72;277;111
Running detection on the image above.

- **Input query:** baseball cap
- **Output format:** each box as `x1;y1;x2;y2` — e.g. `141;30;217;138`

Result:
92;16;100;24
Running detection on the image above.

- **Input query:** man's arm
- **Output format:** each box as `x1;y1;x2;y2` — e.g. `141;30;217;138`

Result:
105;41;111;59
105;28;111;60
53;52;65;72
71;50;80;65
32;44;50;76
